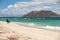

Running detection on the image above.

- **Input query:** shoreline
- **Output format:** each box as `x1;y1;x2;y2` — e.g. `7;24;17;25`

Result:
0;21;60;40
15;22;60;32
0;21;60;32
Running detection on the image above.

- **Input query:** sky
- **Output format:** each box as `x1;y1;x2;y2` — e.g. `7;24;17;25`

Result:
0;0;31;8
0;0;60;17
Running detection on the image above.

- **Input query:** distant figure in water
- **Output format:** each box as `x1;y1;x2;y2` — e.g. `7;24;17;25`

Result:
6;19;10;23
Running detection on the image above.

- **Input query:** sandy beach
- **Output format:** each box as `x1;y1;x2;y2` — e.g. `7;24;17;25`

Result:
0;21;60;40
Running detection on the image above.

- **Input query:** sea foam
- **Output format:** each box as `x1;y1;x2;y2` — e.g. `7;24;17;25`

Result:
15;22;60;31
43;25;60;30
27;23;60;30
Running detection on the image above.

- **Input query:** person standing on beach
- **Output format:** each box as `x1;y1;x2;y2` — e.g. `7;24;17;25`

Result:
6;19;10;23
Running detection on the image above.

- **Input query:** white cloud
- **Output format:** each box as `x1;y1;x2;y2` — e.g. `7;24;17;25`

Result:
14;4;17;7
7;5;13;9
32;0;59;3
0;0;60;17
43;6;52;9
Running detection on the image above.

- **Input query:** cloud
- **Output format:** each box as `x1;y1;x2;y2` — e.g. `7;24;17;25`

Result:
32;0;59;3
7;5;13;9
0;0;60;17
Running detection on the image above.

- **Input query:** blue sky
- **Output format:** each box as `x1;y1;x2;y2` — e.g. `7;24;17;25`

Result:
0;0;31;8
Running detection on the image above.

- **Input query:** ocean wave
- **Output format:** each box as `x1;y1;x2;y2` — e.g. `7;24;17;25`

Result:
27;23;35;26
24;23;60;30
15;22;60;30
43;25;60;30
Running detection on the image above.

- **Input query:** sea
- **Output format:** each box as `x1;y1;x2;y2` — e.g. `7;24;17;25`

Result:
0;17;60;27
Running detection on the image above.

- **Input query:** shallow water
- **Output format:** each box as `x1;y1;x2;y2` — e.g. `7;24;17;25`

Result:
0;17;60;26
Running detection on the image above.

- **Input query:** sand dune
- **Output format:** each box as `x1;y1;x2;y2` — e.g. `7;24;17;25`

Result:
0;22;60;40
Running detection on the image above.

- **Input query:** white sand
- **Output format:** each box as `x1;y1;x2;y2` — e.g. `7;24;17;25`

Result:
0;22;60;40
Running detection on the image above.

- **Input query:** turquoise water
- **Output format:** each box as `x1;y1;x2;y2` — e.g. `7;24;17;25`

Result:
0;17;60;26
